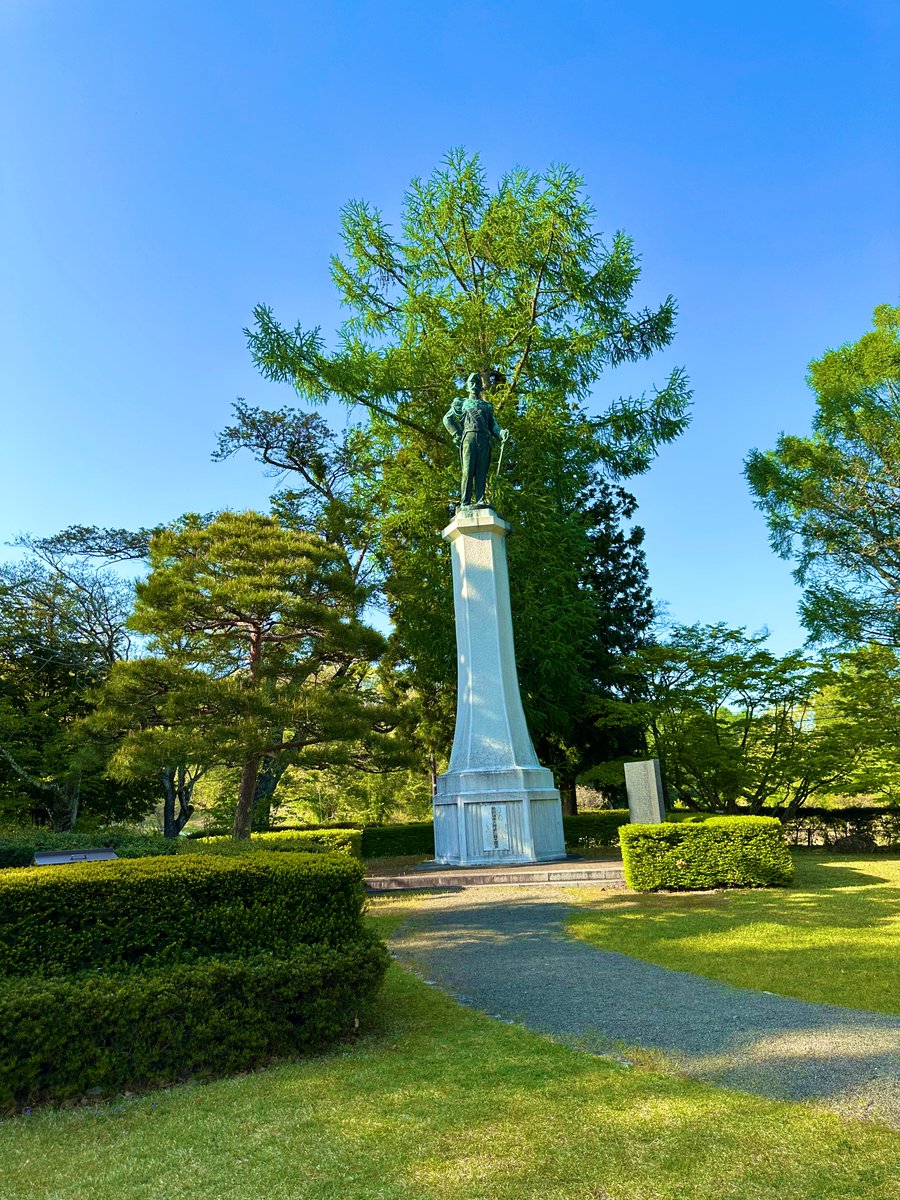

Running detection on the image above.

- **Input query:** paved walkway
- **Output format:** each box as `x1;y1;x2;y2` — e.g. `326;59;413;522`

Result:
391;890;900;1128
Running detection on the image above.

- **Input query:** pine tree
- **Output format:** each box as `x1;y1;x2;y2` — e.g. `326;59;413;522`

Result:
100;511;390;838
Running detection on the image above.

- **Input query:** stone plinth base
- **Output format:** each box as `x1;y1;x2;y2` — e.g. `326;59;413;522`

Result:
366;857;625;891
433;767;566;866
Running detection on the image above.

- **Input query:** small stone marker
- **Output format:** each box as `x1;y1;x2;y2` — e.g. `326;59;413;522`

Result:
624;759;666;824
33;849;118;867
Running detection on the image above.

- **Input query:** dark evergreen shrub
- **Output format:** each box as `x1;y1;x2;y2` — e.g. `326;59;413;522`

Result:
562;810;630;848
361;822;435;858
0;935;388;1111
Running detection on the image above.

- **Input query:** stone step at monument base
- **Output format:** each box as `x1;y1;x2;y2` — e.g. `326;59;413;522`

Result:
366;858;626;892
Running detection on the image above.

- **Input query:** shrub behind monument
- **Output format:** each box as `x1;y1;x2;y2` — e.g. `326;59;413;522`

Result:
187;827;362;860
620;816;793;891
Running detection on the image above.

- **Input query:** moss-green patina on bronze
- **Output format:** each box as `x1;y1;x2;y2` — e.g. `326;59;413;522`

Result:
443;372;509;507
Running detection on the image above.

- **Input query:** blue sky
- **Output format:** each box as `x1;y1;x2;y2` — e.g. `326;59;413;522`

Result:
2;0;897;651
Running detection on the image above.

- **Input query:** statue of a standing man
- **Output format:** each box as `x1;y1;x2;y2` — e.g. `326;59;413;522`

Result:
443;372;509;508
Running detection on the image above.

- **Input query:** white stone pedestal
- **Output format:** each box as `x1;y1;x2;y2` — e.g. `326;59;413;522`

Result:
433;507;567;865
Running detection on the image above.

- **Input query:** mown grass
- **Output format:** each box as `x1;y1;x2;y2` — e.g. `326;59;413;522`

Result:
568;852;900;1014
0;905;897;1200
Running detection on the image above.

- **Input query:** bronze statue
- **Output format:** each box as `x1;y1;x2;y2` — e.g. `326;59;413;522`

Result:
443;372;509;508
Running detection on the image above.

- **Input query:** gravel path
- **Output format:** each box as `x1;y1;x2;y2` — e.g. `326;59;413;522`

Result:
391;889;900;1128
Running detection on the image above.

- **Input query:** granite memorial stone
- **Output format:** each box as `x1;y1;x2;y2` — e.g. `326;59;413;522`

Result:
624;759;666;824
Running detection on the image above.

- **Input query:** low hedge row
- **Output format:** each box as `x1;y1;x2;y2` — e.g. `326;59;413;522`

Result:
356;811;631;855
181;822;437;858
247;813;632;859
620;816;793;891
562;810;630;848
0;829;177;870
182;821;363;839
780;806;900;849
361;822;434;858
186;828;362;859
0;934;388;1110
0;851;368;976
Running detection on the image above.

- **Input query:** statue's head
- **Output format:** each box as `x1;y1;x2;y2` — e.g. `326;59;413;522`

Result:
465;372;483;398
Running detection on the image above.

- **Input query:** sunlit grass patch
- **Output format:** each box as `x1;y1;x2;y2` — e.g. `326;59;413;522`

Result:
568;853;900;1014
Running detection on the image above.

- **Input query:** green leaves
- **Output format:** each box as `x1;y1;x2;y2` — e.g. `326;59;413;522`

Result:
92;512;394;834
620;817;793;891
626;624;857;814
746;304;900;646
226;149;690;775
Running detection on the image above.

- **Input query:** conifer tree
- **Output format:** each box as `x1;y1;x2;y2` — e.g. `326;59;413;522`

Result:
220;152;690;807
746;304;900;646
103;511;389;838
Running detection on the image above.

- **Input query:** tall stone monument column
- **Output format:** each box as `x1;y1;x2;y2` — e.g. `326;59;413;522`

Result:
433;507;567;865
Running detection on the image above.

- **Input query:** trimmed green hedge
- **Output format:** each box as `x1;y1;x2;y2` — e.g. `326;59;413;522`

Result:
562;810;630;848
0;935;388;1110
0;851;388;1109
182;822;435;859
361;822;435;858
0;829;177;870
780;805;900;849
620;816;793;891
0;851;368;976
186;828;362;859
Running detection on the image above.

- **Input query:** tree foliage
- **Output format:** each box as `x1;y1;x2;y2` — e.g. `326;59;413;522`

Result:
814;642;900;806
746;304;900;646
612;624;863;814
97;511;393;838
275;762;432;826
220;151;689;801
0;556;151;829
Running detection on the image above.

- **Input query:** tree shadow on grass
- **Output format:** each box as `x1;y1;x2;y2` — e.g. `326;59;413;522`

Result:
391;889;900;1120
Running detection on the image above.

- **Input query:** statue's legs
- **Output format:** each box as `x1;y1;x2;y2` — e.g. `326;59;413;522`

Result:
460;434;492;506
472;437;491;503
460;434;477;505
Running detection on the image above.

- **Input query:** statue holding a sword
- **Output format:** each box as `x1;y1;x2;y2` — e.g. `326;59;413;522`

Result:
442;371;510;509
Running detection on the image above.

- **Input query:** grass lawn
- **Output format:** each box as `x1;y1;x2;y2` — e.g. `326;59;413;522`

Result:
569;852;900;1015
0;904;896;1200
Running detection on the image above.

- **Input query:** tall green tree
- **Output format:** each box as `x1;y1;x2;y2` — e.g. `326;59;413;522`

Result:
0;558;152;829
220;151;689;807
746;303;900;646
533;478;654;807
101;511;391;839
814;642;900;806
14;524;202;836
612;624;861;815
